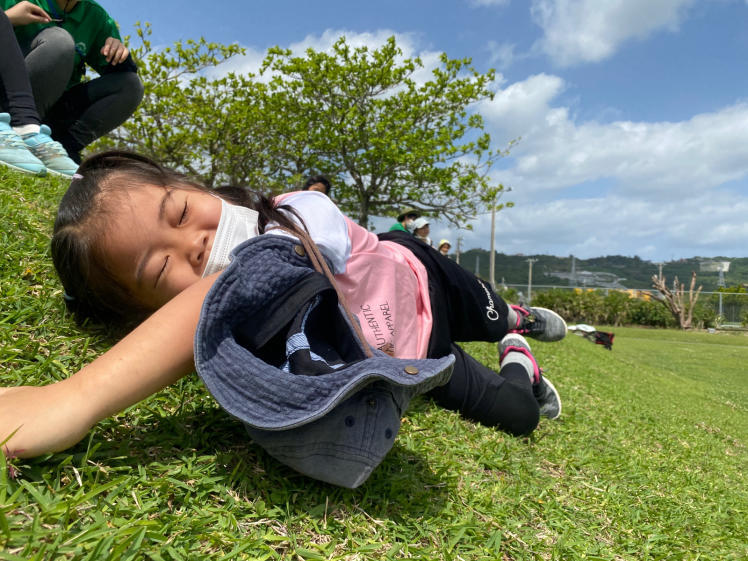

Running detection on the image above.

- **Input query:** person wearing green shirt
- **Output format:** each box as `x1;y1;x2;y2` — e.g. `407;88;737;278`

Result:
2;0;143;163
388;207;420;233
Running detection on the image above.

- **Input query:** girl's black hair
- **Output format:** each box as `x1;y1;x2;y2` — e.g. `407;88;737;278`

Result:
51;150;306;328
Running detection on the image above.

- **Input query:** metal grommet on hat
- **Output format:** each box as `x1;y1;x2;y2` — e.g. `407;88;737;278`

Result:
294;245;306;257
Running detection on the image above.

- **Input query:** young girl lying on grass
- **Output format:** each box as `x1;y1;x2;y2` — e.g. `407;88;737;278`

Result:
0;151;567;485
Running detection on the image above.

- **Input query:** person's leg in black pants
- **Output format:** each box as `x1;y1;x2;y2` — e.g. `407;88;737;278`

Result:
0;11;40;128
428;343;540;436
0;11;48;175
44;71;144;162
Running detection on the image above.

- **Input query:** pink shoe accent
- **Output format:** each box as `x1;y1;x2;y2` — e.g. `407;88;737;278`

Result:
510;304;528;330
499;344;541;384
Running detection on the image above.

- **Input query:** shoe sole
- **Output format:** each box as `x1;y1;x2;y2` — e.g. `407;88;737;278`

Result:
0;160;46;176
44;167;77;178
540;376;562;420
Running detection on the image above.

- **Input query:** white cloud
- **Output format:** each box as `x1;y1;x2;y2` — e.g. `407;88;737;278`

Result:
530;0;696;66
459;71;748;260
482;73;566;141
481;74;748;199
207;29;443;86
487;41;519;69
448;189;748;262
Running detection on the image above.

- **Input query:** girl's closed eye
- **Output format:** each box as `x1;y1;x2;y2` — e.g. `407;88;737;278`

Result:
178;199;188;225
155;256;169;287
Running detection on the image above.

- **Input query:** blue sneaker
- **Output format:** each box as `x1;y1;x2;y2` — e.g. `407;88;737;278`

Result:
23;125;79;178
0;113;46;176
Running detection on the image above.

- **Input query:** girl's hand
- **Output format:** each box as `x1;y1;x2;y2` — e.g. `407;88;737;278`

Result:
0;274;218;459
101;37;129;65
5;1;51;25
0;383;96;457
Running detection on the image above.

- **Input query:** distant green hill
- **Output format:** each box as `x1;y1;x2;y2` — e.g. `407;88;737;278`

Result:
456;250;748;292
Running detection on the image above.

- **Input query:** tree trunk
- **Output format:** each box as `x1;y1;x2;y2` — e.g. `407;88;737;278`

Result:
357;190;370;229
651;271;703;329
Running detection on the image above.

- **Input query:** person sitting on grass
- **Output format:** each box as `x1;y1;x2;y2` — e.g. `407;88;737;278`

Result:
0;8;77;176
2;0;144;164
0;152;566;486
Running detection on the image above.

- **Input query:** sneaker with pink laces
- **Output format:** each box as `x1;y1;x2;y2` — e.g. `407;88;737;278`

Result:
509;304;567;342
498;333;562;420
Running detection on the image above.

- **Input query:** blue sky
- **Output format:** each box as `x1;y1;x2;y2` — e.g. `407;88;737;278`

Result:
106;0;748;261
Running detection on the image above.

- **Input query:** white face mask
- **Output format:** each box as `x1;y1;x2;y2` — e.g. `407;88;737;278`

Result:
202;198;260;277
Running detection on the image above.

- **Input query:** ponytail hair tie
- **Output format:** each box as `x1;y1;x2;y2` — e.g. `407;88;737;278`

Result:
71;173;83;180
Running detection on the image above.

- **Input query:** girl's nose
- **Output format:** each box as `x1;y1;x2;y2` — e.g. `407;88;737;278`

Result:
188;234;206;268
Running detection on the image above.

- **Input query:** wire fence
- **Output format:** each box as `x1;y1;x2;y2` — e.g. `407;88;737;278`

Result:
501;284;748;326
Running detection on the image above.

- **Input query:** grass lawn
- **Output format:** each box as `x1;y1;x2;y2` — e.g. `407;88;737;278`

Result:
1;167;746;560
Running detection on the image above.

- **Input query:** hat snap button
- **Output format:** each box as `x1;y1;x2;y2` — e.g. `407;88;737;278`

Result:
294;245;306;257
367;398;377;409
404;365;419;375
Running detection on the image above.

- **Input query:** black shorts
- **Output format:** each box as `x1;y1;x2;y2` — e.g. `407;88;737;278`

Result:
378;231;539;435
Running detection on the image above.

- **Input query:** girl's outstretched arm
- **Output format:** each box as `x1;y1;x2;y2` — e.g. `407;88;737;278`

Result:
0;274;219;459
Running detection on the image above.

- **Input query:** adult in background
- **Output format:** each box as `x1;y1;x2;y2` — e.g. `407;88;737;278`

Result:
412;217;431;246
0;8;77;176
389;207;419;233
2;0;144;163
302;174;331;196
438;239;451;257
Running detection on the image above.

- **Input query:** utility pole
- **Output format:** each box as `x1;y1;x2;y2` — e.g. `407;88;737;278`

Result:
718;266;726;319
456;235;463;265
526;258;537;303
489;204;496;289
488;185;511;289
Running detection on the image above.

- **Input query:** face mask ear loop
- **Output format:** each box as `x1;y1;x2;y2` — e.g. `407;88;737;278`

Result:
270;224;374;359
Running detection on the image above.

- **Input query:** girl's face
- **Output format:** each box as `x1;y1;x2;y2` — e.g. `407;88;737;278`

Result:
101;184;222;310
415;224;430;237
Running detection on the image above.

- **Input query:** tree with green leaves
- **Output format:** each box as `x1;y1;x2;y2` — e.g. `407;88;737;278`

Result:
259;36;510;226
95;24;276;189
97;29;512;227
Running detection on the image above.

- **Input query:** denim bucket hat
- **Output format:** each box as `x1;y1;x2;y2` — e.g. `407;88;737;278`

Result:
194;235;454;488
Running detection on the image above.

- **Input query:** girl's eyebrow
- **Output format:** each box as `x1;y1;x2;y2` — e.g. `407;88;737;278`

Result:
158;189;174;221
135;190;173;285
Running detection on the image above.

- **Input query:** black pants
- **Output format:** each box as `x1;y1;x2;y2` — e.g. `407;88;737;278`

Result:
379;231;539;436
17;26;144;160
0;11;39;127
44;71;144;161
